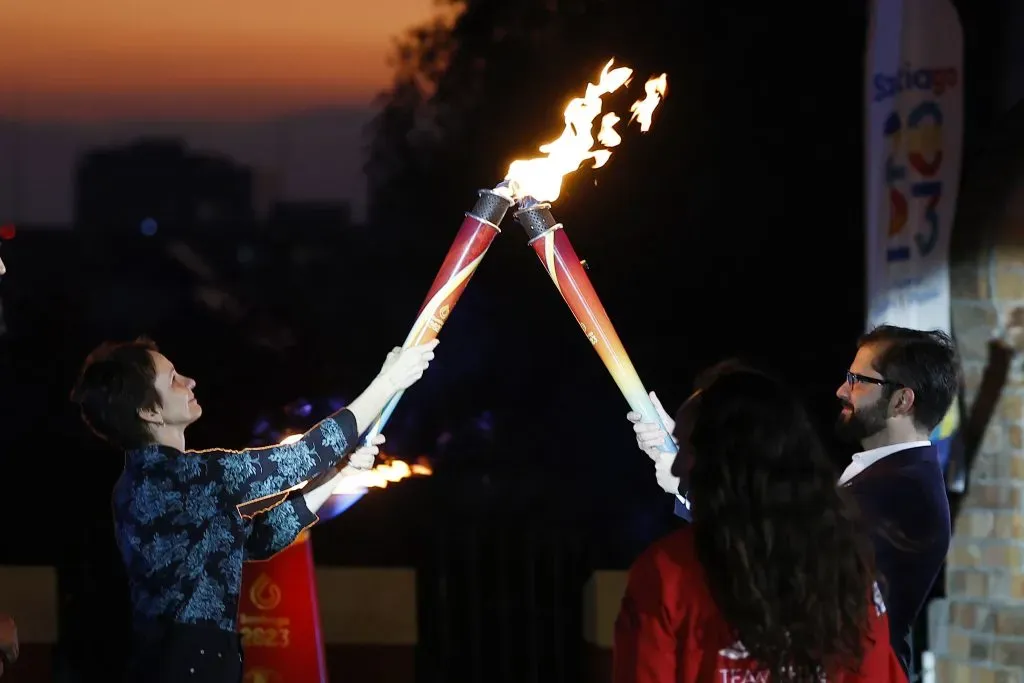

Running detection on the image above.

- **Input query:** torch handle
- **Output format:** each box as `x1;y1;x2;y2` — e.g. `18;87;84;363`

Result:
361;191;511;444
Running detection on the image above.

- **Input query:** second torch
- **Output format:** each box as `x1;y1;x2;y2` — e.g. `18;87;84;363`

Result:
513;198;691;519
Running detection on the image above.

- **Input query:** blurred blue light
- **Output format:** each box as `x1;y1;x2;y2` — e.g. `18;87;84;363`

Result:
317;492;367;521
140;218;158;236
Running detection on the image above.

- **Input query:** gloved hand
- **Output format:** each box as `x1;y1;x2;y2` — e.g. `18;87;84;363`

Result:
345;434;384;472
626;391;682;495
378;339;439;391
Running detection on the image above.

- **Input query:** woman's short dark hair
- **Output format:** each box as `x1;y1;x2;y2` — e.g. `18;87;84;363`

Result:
70;337;162;450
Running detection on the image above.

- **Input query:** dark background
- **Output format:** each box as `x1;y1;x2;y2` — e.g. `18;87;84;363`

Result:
0;0;1014;680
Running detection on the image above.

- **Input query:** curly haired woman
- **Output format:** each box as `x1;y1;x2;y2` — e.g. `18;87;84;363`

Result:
614;364;906;683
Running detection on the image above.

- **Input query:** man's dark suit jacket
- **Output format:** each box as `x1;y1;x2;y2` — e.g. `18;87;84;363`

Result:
845;444;951;674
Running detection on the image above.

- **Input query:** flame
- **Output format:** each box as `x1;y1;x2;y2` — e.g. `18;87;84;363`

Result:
597;113;622;147
503;59;668;204
332;456;433;494
274;433;432;496
630;74;667;132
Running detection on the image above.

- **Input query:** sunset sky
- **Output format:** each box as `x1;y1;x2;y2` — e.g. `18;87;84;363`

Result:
1;0;440;120
0;0;443;224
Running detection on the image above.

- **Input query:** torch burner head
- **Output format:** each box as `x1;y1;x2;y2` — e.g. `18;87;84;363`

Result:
469;187;514;227
513;198;562;243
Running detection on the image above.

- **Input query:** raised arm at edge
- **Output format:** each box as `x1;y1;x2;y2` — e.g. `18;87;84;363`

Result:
345;375;398;437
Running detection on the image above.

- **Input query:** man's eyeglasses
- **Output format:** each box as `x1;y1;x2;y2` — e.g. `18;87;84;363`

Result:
846;371;902;388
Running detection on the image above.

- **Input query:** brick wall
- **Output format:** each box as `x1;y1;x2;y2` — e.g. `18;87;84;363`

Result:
927;114;1024;682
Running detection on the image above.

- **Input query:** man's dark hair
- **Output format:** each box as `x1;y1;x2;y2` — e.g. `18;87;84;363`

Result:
858;325;960;431
70;337;161;450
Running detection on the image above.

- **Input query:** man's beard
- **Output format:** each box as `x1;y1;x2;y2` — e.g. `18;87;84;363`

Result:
835;398;889;444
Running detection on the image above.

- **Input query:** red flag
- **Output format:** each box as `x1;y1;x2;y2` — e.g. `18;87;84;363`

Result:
238;533;327;682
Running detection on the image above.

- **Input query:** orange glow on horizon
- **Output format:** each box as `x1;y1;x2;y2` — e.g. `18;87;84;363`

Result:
0;0;443;120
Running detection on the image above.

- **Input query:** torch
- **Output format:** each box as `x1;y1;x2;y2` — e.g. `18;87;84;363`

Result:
355;187;514;452
237;190;509;500
502;61;690;516
241;187;512;500
513;200;689;517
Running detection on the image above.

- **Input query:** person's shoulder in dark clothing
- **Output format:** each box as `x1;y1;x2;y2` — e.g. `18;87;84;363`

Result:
847;445;951;558
845;444;951;670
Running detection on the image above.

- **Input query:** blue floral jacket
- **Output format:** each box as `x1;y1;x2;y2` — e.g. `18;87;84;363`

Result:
113;409;357;632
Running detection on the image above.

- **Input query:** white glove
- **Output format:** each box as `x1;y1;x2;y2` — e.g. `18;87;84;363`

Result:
345;434;384;472
626;391;682;495
626;391;677;458
378;339;439;391
653;452;681;495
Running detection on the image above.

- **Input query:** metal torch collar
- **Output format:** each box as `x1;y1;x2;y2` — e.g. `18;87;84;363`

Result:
467;188;514;229
513;200;563;244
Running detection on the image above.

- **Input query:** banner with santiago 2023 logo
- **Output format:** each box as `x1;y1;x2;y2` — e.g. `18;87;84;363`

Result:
864;0;964;475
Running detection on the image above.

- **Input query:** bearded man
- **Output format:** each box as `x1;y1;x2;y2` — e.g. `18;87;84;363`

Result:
835;325;957;678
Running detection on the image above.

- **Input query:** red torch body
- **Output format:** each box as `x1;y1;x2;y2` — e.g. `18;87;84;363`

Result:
363;188;513;441
514;200;690;518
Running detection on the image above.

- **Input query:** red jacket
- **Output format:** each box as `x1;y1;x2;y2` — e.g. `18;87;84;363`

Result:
613;527;907;683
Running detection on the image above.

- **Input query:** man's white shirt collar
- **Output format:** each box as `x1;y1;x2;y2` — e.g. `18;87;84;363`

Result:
838;441;932;486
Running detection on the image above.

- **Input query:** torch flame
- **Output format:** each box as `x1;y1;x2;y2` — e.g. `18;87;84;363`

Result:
504;59;668;204
332;456;433;494
275;434;432;496
597;113;622;148
630;74;668;132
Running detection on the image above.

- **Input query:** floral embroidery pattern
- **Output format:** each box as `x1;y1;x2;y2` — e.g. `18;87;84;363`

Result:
113;412;353;630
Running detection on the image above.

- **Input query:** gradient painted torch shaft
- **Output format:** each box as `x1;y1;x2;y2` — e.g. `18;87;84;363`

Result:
514;200;691;517
362;189;513;443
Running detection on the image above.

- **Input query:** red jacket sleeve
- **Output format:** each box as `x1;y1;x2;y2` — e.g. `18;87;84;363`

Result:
613;548;681;683
840;584;907;683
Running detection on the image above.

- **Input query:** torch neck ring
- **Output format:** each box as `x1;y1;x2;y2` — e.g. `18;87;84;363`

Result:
463;212;503;231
